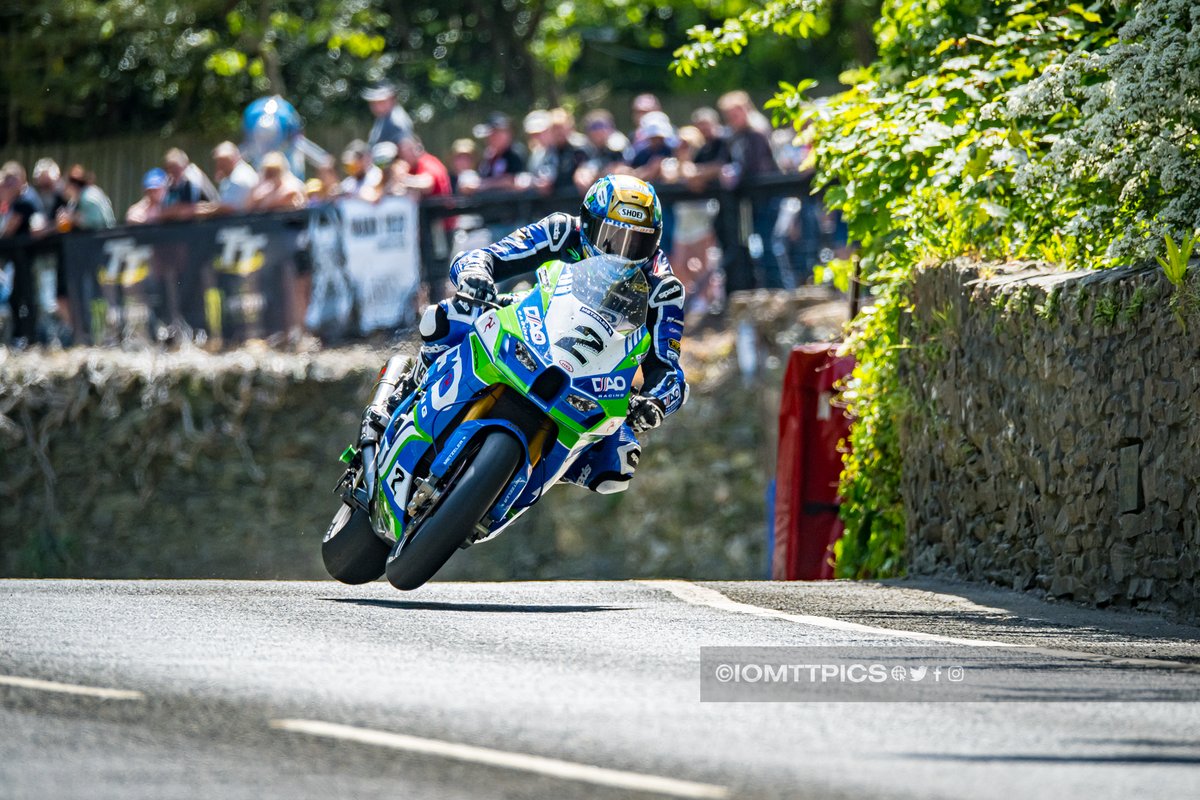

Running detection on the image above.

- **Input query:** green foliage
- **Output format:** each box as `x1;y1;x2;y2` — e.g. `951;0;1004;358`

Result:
1156;232;1194;288
676;0;1200;578
1120;285;1146;325
831;273;909;578
1156;232;1198;329
1035;285;1062;321
1092;288;1118;327
0;1;389;141
0;0;878;145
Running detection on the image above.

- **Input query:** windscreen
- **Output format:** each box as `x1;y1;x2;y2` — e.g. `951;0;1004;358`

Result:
565;255;649;333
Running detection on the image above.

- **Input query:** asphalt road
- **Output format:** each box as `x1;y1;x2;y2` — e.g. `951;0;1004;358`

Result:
2;578;1200;800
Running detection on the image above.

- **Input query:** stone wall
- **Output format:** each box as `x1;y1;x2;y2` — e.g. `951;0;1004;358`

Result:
0;340;770;582
901;260;1200;622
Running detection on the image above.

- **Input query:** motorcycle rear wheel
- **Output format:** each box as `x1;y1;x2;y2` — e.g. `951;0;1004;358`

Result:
385;431;523;591
322;503;391;585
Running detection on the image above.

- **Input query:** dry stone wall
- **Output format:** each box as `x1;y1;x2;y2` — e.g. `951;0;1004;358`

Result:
901;260;1200;622
0;342;768;581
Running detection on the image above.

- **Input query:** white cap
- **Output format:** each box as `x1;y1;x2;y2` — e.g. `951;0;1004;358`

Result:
637;111;674;140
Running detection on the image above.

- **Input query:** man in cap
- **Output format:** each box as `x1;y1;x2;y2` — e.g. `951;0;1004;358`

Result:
471;113;527;193
339;139;382;200
125;169;169;224
363;82;414;149
212;141;260;211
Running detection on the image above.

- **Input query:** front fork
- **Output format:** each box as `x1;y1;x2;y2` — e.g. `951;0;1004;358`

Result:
335;353;412;511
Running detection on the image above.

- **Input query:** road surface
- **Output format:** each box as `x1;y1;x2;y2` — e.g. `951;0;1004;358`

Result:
2;578;1199;799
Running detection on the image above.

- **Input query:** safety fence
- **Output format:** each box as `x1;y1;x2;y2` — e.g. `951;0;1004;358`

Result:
1;174;815;348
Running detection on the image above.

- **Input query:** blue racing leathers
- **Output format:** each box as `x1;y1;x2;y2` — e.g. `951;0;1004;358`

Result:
418;212;688;493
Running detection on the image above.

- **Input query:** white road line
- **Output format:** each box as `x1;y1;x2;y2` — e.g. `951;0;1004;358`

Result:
636;580;1200;672
0;674;145;700
637;579;1017;647
270;718;730;800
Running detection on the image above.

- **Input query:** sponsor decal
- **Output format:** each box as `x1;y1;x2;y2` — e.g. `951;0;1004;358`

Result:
663;382;683;410
544;213;572;248
429;351;462;410
649;277;684;307
558;359;575;373
579;304;614;336
614;205;647;223
591;375;627;393
215;226;269;277
520;306;547;346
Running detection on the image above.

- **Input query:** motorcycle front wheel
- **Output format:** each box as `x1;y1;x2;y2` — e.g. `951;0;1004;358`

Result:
322;503;391;585
385;430;523;591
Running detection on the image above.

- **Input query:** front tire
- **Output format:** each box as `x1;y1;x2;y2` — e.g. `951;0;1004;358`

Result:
322;503;391;584
386;431;524;591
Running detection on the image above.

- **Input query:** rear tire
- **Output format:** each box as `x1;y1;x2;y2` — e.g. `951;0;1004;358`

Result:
386;431;523;591
322;503;391;584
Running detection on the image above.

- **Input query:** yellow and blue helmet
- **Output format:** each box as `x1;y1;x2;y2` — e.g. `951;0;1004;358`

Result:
579;174;662;265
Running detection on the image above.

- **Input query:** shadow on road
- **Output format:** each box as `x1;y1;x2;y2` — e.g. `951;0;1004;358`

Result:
322;598;632;614
901;752;1200;765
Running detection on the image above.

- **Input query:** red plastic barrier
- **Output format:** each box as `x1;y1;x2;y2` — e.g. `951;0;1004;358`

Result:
772;344;855;580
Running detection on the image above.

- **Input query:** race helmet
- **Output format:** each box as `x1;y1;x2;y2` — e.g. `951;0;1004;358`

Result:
579;174;662;265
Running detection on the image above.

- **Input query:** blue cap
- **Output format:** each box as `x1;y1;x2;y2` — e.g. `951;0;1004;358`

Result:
142;168;168;190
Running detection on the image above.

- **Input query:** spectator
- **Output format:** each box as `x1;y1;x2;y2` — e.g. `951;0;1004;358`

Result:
523;109;553;187
248;152;306;211
447;138;479;193
29;158;70;341
669;125;718;314
718;90;782;290
545;108;587;193
125;168;169;224
0;161;48;344
396;136;452;198
305;156;343;204
211;141;259;211
688;107;734;311
339;139;381;200
573;109;629;194
31;159;66;222
161;148;217;218
470;113;526;193
363;81;414;149
0;161;46;238
60;165;116;231
583;109;629;166
769;127;815;285
687;108;730;190
367;141;402;201
525;108;585;194
630;93;663;149
630;111;675;182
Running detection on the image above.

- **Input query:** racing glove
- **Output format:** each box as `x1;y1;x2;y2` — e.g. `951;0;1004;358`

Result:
627;395;666;434
456;270;499;307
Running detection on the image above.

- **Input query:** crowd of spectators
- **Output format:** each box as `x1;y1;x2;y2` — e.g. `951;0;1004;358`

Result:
1;81;846;344
432;89;845;313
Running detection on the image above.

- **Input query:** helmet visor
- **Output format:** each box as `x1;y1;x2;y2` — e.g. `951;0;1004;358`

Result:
582;216;660;263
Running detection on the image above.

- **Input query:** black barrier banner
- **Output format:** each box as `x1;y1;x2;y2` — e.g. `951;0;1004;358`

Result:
60;214;303;346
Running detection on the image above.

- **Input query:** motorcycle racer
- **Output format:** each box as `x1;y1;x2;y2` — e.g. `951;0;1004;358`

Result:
417;174;687;494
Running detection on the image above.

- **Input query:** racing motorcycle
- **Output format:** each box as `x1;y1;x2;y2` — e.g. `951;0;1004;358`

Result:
322;254;651;590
